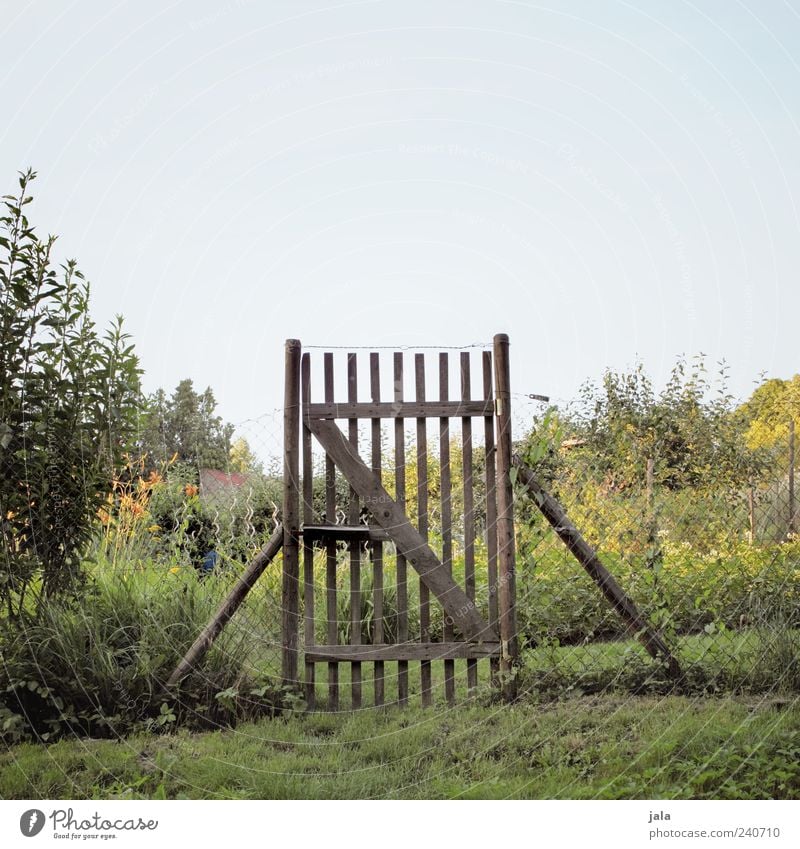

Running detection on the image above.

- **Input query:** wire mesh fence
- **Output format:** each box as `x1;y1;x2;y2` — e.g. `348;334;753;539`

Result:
4;379;797;742
510;393;799;698
88;383;800;706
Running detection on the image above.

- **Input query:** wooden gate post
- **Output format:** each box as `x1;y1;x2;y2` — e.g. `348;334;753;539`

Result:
789;417;796;539
282;338;302;688
493;333;518;700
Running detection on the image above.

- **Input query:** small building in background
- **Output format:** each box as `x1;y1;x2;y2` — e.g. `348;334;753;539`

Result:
199;468;249;500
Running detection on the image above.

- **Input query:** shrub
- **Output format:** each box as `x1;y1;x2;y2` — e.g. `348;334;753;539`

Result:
0;170;141;616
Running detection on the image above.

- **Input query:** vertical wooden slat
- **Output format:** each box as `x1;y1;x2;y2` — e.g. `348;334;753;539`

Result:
789;417;796;538
461;352;477;692
439;352;455;704
483;351;499;686
301;353;315;709
415;354;432;706
347;353;362;709
493;333;518;700
394;352;409;705
370;352;385;707
281;339;302;688
324;353;338;710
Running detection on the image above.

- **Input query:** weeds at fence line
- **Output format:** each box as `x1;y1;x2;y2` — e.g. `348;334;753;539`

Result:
2;386;799;740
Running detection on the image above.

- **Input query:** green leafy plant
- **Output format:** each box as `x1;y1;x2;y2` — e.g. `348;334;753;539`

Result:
0;169;142;617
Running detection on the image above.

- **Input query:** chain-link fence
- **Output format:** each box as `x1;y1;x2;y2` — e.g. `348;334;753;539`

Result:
166;394;797;683
510;395;799;699
141;390;798;705
4;386;798;741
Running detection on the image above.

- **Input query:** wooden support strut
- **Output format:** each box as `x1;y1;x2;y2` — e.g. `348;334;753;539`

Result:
165;526;284;691
493;333;518;699
512;460;681;678
282;338;302;688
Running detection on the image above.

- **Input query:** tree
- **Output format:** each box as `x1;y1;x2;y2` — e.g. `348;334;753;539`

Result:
567;356;752;492
736;375;800;452
138;379;234;472
229;437;261;474
0;170;142;616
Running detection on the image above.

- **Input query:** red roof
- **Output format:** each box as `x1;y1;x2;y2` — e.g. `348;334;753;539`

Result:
200;469;248;492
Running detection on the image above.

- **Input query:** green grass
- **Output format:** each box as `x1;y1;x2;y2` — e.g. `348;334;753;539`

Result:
521;627;800;697
1;695;798;799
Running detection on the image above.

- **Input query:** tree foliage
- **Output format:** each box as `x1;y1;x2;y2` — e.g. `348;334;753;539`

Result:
566;357;755;492
138;379;234;473
0;170;142;616
736;375;800;452
229;437;261;474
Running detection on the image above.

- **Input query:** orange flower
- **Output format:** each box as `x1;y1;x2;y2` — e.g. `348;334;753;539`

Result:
184;484;198;498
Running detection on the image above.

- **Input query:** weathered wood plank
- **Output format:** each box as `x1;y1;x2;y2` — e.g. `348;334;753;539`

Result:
347;352;362;709
461;352;478;692
305;642;502;663
513;462;681;677
790;418;796;537
440;352;455;704
309;417;496;643
483;351;499;686
370;351;385;707
493;333;518;700
301;352;315;709
415;353;432;707
306;400;492;420
302;525;390;543
394;353;409;705
323;353;338;711
281;339;301;688
166;527;284;690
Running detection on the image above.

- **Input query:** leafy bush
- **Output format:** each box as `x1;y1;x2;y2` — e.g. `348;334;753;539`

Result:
0;170;141;616
514;537;800;648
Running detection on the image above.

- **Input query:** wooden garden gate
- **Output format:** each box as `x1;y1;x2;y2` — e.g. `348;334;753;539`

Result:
280;334;519;708
166;332;679;703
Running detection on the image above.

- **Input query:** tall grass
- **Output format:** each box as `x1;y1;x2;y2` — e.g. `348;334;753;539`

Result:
0;566;283;743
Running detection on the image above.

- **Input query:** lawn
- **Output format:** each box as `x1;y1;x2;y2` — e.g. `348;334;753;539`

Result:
2;695;798;799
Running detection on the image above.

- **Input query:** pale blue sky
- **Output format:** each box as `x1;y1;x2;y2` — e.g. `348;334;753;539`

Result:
2;0;799;426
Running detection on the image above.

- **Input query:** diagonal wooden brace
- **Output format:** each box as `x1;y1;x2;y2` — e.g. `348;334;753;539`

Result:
165;525;285;691
309;417;497;643
513;459;681;678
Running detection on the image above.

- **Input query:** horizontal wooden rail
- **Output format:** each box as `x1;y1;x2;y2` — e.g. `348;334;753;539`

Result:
305;642;502;663
165;526;284;691
301;524;390;543
306;400;493;420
